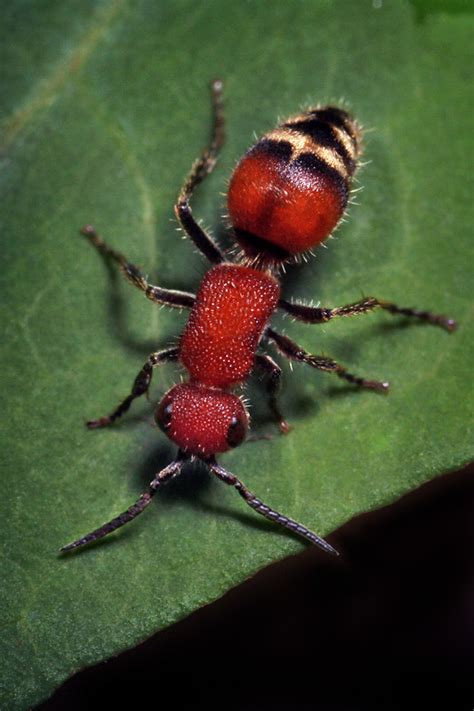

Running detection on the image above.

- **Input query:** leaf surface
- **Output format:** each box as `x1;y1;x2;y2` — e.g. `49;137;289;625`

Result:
1;1;472;708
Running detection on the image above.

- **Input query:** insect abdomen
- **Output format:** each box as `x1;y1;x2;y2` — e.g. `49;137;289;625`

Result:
228;106;362;262
180;264;280;388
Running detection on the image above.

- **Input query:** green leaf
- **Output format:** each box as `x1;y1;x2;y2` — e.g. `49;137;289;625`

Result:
1;1;472;708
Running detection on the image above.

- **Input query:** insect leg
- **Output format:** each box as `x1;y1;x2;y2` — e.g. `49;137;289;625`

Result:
265;328;389;392
174;80;226;264
255;353;291;433
208;459;338;555
278;296;456;332
87;347;179;429
61;454;186;552
80;225;195;309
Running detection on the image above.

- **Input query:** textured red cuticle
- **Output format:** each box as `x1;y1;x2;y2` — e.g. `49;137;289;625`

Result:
228;150;346;256
180;264;280;388
156;384;248;457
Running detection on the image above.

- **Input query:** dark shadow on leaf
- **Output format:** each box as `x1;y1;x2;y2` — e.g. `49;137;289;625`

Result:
133;441;178;491
325;383;387;399
102;260;158;354
91;257;183;356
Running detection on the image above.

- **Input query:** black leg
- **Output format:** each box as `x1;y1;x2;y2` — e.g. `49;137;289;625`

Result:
61;455;186;552
265;328;389;392
80;225;195;309
208;459;338;555
255;353;291;433
279;296;456;332
87;347;179;429
174;80;226;264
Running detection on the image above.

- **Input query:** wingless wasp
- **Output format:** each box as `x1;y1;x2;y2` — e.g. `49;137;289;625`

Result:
62;81;456;555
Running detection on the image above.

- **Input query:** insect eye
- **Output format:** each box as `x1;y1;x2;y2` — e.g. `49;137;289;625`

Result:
226;415;247;448
156;400;173;433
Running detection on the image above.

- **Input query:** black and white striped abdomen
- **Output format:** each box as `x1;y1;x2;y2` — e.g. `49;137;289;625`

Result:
274;105;362;187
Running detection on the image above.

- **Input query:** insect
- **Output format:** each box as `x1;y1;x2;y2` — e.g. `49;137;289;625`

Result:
62;80;456;555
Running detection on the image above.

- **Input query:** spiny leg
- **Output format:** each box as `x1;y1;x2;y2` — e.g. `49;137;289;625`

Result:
265;327;389;392
61;454;186;552
80;225;195;309
87;347;179;429
255;353;291;433
174;79;226;264
279;296;457;332
208;459;338;555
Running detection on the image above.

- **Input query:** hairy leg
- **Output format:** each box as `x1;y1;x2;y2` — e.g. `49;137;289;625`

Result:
279;296;456;332
265;327;389;392
174;79;226;264
87;347;179;429
255;353;291;432
61;454;186;552
80;225;195;308
208;458;338;555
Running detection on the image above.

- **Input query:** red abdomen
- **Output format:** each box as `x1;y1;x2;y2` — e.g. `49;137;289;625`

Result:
228;106;361;262
180;264;280;388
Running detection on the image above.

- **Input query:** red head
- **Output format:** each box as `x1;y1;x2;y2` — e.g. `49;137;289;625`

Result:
155;383;249;458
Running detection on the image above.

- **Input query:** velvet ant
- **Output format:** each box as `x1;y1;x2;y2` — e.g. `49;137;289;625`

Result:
62;80;456;554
